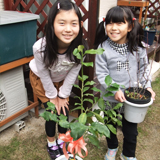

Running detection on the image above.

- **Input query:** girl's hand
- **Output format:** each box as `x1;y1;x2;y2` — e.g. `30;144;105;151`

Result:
57;98;69;116
50;97;59;113
114;90;126;102
147;87;156;100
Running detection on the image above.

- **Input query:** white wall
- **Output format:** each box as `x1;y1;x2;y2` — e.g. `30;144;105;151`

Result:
0;0;4;11
99;0;117;22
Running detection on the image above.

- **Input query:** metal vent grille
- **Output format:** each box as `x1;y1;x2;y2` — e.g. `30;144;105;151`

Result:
0;90;6;121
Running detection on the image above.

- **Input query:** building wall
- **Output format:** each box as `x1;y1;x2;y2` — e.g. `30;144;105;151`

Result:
99;0;117;22
0;0;4;11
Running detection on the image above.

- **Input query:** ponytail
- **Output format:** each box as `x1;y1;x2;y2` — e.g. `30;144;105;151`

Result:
94;21;107;49
128;19;144;53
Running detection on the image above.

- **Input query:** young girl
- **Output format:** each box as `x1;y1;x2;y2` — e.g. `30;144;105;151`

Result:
95;6;155;160
29;0;88;159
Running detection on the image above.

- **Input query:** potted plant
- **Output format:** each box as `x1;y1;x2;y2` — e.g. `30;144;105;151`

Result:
124;16;158;123
124;87;153;123
40;45;123;160
143;14;158;45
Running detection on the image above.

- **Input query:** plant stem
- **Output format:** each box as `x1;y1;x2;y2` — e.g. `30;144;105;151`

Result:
81;51;84;114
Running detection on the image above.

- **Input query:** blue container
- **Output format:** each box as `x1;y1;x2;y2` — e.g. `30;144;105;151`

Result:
143;29;156;45
0;11;39;65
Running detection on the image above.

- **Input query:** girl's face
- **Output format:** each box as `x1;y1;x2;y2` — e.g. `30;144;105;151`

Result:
53;9;80;51
106;20;132;44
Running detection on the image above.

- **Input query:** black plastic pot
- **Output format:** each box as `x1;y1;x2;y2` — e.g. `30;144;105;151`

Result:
124;87;151;104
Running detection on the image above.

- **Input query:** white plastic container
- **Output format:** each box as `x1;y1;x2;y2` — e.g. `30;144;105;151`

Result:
56;154;83;160
124;98;153;123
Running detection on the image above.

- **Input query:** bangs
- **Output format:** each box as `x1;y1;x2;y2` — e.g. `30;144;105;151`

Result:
105;6;128;24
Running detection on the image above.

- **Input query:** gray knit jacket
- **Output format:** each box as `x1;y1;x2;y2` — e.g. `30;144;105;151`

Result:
95;39;151;103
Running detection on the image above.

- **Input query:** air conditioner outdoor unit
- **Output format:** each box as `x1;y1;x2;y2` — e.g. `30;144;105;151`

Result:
0;66;28;132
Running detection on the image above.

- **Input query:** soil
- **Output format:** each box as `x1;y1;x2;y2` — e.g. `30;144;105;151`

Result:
0;111;46;145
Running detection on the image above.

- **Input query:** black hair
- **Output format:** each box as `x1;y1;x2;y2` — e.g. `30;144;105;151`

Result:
94;6;144;53
42;0;88;68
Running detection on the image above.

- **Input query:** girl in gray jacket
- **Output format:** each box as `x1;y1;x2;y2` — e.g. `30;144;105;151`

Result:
94;6;155;160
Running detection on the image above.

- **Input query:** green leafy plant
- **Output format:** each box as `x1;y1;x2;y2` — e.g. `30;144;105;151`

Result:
40;45;123;156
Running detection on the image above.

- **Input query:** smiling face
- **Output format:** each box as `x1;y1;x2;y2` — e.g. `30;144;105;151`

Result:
53;9;80;52
106;20;132;44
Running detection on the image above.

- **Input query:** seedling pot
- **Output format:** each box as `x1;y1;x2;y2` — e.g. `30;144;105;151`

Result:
124;87;153;123
124;87;151;104
56;154;83;160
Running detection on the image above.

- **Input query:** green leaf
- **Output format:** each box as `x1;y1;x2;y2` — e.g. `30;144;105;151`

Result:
110;110;116;117
117;114;122;120
91;111;104;123
85;49;98;54
73;84;81;90
74;53;82;60
111;83;120;88
91;122;110;138
86;117;94;124
78;45;84;53
71;106;84;112
120;85;125;89
88;135;100;148
91;87;102;93
78;113;87;124
85;48;104;55
103;116;108;122
93;109;101;114
82;75;89;81
86;112;94;117
88;127;97;137
59;114;68;121
125;90;129;94
49;113;58;122
104;92;114;97
98;98;105;111
46;102;56;111
70;122;88;141
113;103;123;110
105;75;112;87
117;119;122;126
59;120;70;128
83;98;93;104
82;62;93;67
107;124;116;135
78;75;82;81
111;117;118;123
83;87;90;93
106;86;119;92
73;48;79;55
106;101;111;107
74;103;81;106
74;96;81;101
85;81;95;86
94;97;99;103
73;48;82;59
107;110;113;118
84;93;94;97
40;111;50;121
96;48;105;54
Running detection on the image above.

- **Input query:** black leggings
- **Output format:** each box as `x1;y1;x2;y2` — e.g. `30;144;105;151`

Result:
106;114;138;157
43;102;69;137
